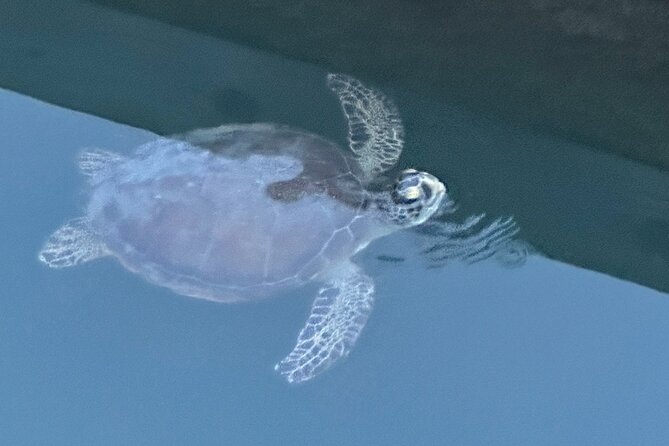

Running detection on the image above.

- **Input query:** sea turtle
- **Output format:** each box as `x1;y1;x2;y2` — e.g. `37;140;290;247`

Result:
38;74;518;383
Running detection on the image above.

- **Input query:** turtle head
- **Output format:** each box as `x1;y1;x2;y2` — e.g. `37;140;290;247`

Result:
383;169;447;227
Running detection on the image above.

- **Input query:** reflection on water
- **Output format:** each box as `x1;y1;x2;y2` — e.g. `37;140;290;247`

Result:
418;212;522;266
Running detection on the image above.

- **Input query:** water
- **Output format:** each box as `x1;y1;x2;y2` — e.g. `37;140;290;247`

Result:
2;3;669;446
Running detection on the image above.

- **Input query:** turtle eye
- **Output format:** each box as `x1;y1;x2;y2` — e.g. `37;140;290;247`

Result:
392;171;423;205
391;187;418;205
403;186;421;200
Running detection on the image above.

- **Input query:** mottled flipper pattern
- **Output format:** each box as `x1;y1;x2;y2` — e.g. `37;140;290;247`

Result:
327;73;404;179
275;263;375;383
38;218;108;268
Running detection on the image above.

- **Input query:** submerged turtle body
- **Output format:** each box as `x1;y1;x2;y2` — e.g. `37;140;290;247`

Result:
86;125;383;302
39;74;520;383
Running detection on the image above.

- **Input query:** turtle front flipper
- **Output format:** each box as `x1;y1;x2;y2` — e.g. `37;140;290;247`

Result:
275;262;375;383
38;218;109;268
327;74;404;181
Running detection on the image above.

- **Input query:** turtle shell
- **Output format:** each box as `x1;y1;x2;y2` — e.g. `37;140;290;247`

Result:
85;124;380;302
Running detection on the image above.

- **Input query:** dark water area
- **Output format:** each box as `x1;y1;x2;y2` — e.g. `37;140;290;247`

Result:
2;1;669;445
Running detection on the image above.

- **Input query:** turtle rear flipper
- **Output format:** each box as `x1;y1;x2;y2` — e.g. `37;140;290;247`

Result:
78;148;126;179
275;262;375;383
38;218;109;268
